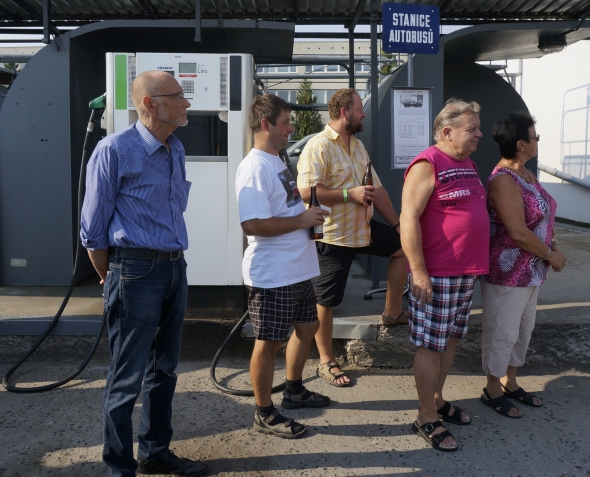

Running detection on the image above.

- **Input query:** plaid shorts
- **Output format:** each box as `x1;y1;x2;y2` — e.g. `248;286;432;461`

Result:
409;275;477;352
247;280;318;341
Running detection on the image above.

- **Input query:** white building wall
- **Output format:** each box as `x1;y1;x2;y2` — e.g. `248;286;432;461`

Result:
521;41;590;225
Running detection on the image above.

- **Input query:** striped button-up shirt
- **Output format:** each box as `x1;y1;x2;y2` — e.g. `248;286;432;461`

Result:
297;125;382;247
80;120;191;252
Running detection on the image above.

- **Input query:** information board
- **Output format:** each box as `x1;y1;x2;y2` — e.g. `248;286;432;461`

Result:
391;88;432;169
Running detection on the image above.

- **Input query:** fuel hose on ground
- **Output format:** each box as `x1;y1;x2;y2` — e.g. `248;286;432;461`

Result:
2;94;107;393
208;147;295;396
208;310;287;396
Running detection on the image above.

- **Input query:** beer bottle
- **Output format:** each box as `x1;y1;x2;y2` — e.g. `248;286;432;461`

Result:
362;161;373;205
309;186;323;240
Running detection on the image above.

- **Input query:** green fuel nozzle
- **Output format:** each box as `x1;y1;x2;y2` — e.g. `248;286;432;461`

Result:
88;93;106;110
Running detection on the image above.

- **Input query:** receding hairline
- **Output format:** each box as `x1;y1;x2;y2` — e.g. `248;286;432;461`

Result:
433;99;481;141
132;70;176;109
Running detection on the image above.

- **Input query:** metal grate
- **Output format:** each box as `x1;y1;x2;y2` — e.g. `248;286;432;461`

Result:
220;55;228;109
127;55;136;109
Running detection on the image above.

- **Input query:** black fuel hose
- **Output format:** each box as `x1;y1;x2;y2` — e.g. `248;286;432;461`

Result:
2;106;106;393
209;147;295;396
208;310;287;396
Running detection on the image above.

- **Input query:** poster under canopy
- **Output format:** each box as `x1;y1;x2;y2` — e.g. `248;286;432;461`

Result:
391;87;432;169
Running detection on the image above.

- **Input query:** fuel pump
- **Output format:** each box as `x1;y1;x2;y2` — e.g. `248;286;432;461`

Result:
4;52;258;393
106;52;254;286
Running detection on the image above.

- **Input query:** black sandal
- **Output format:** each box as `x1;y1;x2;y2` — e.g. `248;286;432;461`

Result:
253;409;307;439
411;420;458;452
501;384;542;407
480;388;522;419
381;311;409;326
437;401;471;426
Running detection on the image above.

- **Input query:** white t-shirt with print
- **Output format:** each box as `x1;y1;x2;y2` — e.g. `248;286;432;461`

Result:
235;148;320;288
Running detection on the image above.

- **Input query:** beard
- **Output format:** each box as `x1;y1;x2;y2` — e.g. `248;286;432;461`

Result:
345;119;364;135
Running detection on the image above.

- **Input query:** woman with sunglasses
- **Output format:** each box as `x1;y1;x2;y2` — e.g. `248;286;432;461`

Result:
479;111;566;419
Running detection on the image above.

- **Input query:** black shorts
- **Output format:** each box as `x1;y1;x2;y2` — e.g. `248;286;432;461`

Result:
313;219;402;307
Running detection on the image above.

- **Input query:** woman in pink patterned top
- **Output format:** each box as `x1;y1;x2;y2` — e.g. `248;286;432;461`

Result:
480;111;566;419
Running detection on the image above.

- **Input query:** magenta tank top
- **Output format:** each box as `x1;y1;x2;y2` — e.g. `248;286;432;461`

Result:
404;146;489;276
482;168;557;287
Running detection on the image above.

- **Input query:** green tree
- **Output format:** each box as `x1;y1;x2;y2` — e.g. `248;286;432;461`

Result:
380;51;398;75
291;79;323;140
3;62;20;71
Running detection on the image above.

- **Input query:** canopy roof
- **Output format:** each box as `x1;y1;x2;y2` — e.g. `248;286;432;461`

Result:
2;0;590;37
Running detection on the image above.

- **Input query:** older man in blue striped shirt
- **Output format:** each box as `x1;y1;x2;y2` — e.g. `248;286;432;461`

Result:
81;70;207;477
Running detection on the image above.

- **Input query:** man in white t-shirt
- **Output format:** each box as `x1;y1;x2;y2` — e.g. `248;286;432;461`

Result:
235;94;331;438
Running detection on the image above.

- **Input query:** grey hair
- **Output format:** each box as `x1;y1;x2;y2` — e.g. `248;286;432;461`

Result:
433;98;481;141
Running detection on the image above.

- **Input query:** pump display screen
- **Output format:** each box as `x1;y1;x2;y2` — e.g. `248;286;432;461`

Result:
136;53;222;110
179;63;197;74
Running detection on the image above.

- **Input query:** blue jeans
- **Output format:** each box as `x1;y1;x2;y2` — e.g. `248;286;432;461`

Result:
102;255;187;477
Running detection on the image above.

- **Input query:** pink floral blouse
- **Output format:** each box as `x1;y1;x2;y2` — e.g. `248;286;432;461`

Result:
482;167;557;287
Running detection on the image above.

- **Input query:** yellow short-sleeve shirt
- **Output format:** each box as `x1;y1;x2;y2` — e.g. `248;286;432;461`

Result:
296;125;382;247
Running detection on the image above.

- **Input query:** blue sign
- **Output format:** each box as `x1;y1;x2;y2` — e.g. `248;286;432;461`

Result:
382;3;439;54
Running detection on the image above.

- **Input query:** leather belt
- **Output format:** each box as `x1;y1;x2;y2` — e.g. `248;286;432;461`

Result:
109;247;183;261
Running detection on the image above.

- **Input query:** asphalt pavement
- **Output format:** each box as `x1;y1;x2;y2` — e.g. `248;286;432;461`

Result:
1;358;589;477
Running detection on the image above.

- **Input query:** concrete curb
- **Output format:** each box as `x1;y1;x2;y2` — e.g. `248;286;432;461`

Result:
347;323;590;373
2;320;590;375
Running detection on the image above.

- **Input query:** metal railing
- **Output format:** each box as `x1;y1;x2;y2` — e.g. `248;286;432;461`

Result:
537;162;590;190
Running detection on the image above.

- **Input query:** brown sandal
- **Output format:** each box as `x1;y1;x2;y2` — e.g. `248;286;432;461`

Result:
380;311;409;326
316;361;351;387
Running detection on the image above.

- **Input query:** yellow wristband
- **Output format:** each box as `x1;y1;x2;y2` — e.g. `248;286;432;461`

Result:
343;189;348;203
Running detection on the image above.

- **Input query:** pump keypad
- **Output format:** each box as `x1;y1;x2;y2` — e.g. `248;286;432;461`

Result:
182;80;195;93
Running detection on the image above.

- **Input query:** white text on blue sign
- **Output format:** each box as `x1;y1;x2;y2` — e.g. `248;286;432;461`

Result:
382;4;440;54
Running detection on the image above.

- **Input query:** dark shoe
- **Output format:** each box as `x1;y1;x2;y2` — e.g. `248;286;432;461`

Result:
137;450;208;476
436;401;471;426
480;387;522;419
501;384;542;407
253;409;307;439
281;387;330;409
411;420;458;452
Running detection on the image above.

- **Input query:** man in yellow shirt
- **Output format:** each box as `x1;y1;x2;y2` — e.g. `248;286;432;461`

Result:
297;88;408;386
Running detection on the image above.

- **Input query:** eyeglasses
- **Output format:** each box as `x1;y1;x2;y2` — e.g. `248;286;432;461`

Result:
150;92;185;101
529;134;540;142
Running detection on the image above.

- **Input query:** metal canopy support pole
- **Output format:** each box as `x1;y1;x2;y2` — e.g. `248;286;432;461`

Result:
348;28;355;88
194;0;201;42
346;0;367;90
407;54;413;86
370;0;380;289
42;0;51;45
13;0;59;40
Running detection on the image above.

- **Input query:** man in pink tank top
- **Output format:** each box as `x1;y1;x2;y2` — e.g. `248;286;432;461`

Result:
400;98;489;452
